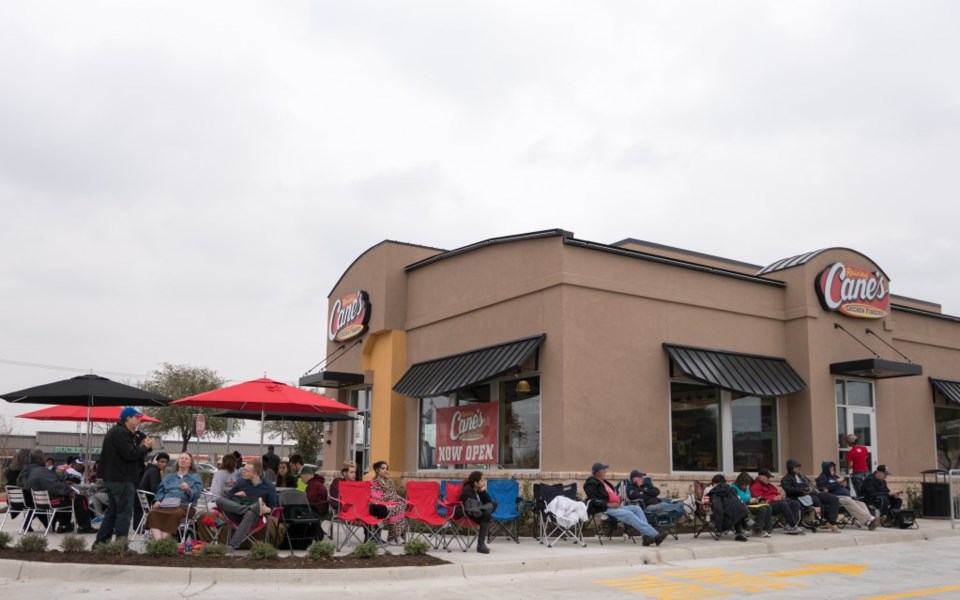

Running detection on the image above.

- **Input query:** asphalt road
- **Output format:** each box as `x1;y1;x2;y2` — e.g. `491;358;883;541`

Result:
4;536;960;600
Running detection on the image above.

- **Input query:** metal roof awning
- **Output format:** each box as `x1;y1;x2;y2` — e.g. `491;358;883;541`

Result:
829;359;922;379
664;344;807;397
930;378;960;405
298;371;365;389
393;334;545;398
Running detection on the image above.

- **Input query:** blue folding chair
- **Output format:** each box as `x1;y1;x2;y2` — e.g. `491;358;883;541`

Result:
485;479;521;543
438;480;461;517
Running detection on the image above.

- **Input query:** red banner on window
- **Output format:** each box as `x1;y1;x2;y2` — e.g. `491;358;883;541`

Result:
435;403;499;465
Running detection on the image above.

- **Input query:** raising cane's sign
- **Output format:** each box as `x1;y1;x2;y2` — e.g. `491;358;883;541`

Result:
435;403;499;465
328;290;371;342
815;262;890;319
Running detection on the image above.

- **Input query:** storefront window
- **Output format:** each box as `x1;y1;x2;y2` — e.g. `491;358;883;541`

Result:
499;377;540;469
418;395;451;469
416;377;540;470
935;407;960;471
349;387;372;473
835;379;875;473
671;382;720;472
731;394;777;472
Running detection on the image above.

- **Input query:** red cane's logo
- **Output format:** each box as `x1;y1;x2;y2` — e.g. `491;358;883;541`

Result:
450;408;486;442
328;291;371;342
815;262;889;319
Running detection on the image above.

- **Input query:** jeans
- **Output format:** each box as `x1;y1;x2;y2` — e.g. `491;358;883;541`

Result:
606;505;658;538
850;472;868;497
747;504;772;532
216;497;262;549
770;500;801;527
869;494;903;518
95;481;135;544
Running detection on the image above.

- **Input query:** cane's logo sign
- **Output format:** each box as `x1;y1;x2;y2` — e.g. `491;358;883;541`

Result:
815;262;889;319
450;408;486;442
328;290;371;342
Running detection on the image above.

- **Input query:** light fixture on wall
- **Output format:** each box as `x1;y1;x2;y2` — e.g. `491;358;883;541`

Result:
515;379;532;393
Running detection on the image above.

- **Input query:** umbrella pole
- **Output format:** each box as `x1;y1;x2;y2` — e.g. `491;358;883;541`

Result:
85;402;93;473
259;408;265;458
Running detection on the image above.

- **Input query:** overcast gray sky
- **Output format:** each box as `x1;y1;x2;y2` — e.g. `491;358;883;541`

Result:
2;2;958;442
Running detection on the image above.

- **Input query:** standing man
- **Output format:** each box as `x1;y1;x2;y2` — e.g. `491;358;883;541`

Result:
261;445;280;476
93;407;153;548
845;434;870;496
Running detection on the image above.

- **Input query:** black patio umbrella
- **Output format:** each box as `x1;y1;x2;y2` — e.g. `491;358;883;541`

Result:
1;373;171;465
215;409;354;450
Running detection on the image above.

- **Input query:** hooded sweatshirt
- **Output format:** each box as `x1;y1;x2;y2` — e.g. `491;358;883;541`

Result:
816;461;852;497
780;459;814;499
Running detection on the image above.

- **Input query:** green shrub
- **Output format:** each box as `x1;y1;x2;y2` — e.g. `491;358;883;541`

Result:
93;537;129;556
145;537;178;557
403;538;430;555
60;534;88;553
351;541;379;559
199;543;228;558
15;534;48;553
248;542;279;560
0;531;13;550
305;540;335;559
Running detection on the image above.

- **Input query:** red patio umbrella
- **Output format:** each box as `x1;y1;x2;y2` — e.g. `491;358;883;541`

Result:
170;378;355;453
18;405;161;424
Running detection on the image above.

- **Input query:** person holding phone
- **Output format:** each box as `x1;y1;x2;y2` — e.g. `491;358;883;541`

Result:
625;470;662;506
859;465;903;524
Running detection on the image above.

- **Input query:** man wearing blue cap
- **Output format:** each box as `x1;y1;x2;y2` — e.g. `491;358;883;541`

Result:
93;407;154;548
584;462;666;546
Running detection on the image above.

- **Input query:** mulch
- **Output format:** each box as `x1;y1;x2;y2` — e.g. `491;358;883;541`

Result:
0;548;449;569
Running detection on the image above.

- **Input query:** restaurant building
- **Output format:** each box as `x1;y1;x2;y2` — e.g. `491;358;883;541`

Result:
302;229;960;487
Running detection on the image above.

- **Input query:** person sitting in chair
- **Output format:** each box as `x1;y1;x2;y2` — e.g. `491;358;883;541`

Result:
215;458;279;554
780;459;841;533
731;472;773;537
624;470;662;506
458;471;497;554
816;461;878;530
750;468;803;535
20;449;96;533
584;462;666;547
301;467;329;517
146;452;203;540
859;465;903;524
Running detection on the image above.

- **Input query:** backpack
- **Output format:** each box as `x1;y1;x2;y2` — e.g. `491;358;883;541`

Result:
891;509;917;529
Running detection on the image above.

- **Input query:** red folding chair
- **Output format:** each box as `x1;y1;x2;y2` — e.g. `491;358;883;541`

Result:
404;481;453;549
439;482;479;552
334;481;386;551
218;502;284;549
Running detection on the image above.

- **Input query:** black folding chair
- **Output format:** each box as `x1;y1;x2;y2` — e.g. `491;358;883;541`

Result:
277;489;324;555
534;482;585;548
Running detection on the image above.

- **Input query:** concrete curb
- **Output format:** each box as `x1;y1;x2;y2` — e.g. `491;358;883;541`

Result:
2;525;957;584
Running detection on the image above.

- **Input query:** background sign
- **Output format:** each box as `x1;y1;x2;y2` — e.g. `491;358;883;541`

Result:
195;413;206;438
815;262;890;319
435;403;499;465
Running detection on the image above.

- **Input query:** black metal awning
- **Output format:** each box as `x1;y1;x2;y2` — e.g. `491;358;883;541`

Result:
663;344;807;397
829;359;922;379
298;371;365;389
930;378;960;405
393;334;545;398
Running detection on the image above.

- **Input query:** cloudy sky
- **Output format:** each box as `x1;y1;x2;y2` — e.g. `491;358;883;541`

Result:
2;2;958;442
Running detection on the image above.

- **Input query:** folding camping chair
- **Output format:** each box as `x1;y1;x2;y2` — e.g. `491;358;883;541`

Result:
29;489;75;536
690;481;722;541
277;488;324;555
132;490;154;544
438;481;480;552
535;482;586;548
590;479;639;545
1;486;33;535
333;480;386;551
216;500;284;549
404;481;453;549
486;479;521;543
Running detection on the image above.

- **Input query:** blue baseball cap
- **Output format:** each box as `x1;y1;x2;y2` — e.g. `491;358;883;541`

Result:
120;407;144;421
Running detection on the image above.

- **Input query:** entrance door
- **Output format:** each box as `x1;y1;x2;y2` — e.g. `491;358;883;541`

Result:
838;407;876;473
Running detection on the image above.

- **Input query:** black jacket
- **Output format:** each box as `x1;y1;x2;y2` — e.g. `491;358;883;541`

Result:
706;482;748;532
584;475;618;515
139;463;163;493
20;462;72;498
780;459;815;499
625;480;661;506
859;473;891;504
97;423;150;484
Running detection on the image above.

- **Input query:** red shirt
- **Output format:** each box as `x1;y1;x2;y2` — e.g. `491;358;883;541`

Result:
750;479;781;502
847;445;869;473
602;480;620;505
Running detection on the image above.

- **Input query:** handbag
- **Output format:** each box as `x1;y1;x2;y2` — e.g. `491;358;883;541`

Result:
464;497;484;518
797;494;814;507
159;497;182;508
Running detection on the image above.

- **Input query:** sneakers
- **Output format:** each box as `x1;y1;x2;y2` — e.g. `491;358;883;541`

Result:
734;533;748;542
828;523;841;534
225;546;236;556
867;517;879;530
782;526;803;535
762;531;772;538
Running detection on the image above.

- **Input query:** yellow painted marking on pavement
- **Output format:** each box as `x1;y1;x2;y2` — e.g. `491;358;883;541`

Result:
660;568;803;594
768;564;868;578
595;567;802;598
860;585;960;600
593;574;733;599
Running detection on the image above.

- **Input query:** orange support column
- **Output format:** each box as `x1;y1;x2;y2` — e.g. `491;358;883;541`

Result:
361;330;409;473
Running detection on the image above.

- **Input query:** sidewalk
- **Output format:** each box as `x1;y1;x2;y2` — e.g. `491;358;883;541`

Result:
2;518;958;585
